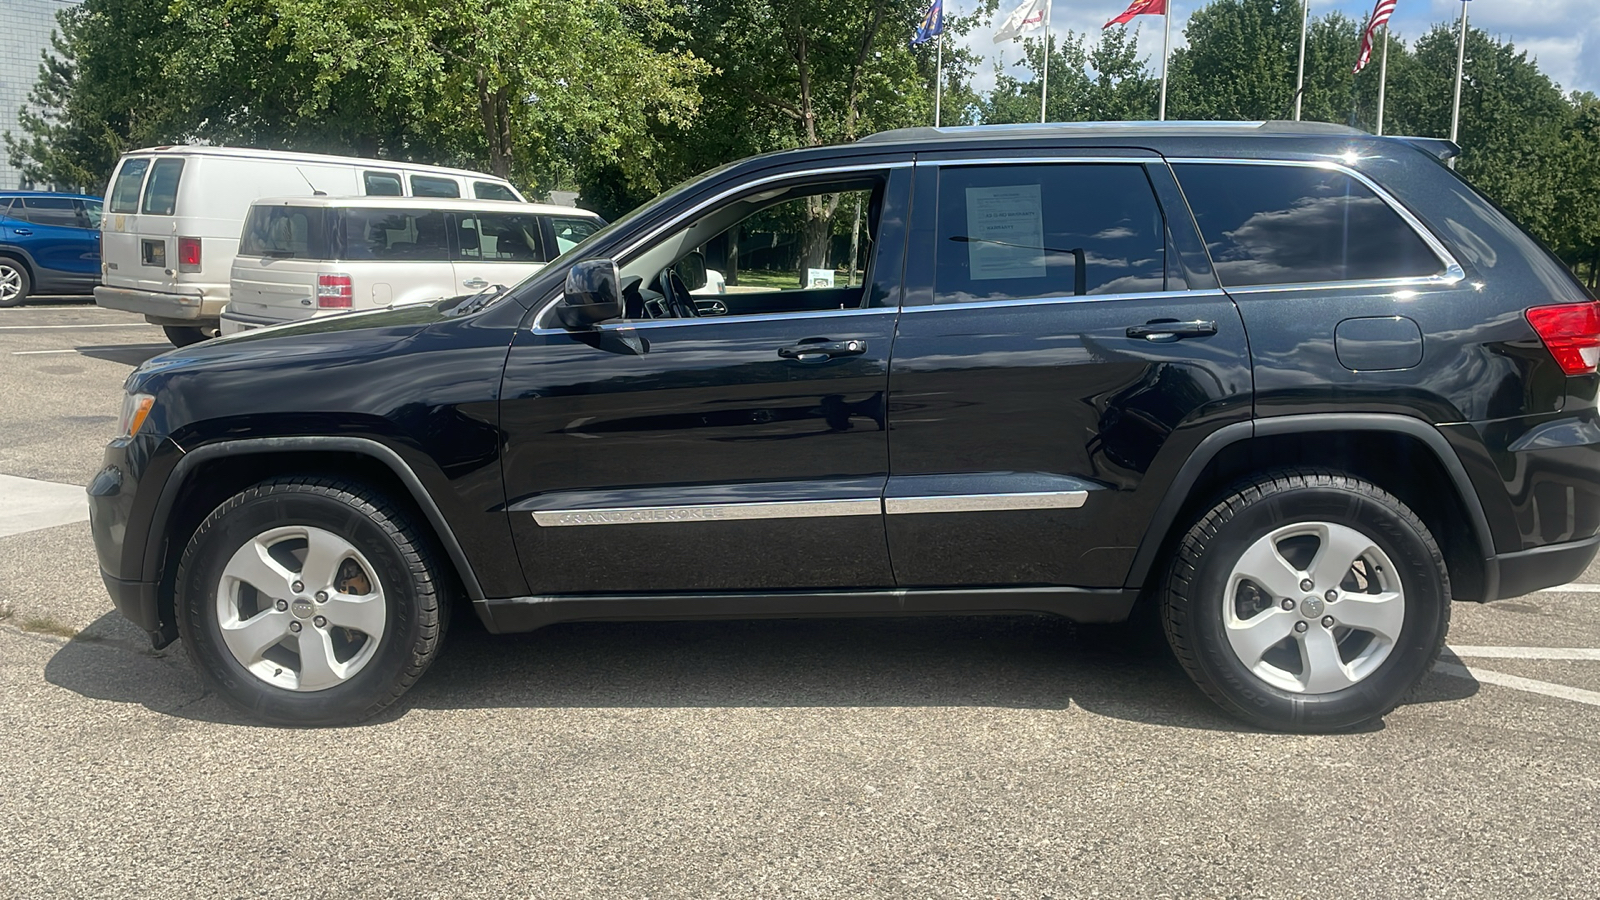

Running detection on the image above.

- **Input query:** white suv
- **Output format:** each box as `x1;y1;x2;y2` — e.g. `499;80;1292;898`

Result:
220;196;604;334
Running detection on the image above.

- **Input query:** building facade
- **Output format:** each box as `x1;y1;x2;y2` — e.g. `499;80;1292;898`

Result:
1;0;83;190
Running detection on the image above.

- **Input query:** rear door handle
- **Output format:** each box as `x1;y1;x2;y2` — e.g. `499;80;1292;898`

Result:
12;228;32;236
1126;320;1217;342
778;339;868;362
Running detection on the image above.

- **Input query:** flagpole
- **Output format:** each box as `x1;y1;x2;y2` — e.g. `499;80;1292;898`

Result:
1158;8;1171;121
1039;0;1053;123
935;30;943;127
1293;0;1309;120
1449;0;1468;167
1375;23;1388;135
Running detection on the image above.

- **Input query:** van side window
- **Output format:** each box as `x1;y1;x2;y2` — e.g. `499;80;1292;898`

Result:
458;214;544;261
338;209;452;261
20;197;81;228
1173;163;1444;287
141;159;185;216
108;159;151;214
473;182;519;202
934;164;1168;303
240;206;329;260
363;172;404;196
409;176;460;199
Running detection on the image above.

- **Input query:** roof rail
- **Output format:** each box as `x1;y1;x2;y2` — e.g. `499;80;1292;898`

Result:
1386;136;1461;161
857;120;1365;144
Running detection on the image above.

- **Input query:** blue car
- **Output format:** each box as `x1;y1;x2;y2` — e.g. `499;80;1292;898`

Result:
0;191;103;307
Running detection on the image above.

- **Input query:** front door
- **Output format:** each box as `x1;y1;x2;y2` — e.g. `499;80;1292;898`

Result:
500;167;910;594
885;156;1253;589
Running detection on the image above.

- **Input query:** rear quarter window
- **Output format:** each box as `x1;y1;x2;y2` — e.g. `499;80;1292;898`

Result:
140;159;185;216
337;208;452;261
239;206;330;259
364;172;404;196
1174;163;1444;287
410;176;460;199
473;181;519;201
108;159;151;213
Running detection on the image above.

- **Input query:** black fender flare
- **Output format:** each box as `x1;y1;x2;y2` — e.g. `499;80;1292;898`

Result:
1124;414;1498;596
144;436;485;601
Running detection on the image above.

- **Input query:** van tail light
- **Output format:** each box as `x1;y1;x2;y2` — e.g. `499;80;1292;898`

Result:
317;273;353;309
1526;302;1600;376
178;236;202;273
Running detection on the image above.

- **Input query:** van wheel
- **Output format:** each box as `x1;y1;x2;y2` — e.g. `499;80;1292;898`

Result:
175;476;451;725
0;258;30;307
163;325;215;346
1163;470;1449;733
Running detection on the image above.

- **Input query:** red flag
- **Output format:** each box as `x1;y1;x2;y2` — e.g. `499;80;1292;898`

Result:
1354;0;1397;74
1105;0;1167;29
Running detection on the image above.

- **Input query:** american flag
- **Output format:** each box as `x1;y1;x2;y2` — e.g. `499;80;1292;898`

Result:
1354;0;1397;74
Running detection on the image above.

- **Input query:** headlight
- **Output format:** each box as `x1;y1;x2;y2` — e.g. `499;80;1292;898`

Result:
119;393;155;437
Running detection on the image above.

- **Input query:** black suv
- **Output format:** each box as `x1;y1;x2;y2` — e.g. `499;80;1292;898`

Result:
89;122;1600;731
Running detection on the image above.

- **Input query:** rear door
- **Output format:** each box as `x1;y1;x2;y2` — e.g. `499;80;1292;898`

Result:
101;157;152;287
884;153;1251;589
229;204;328;322
126;157;185;295
337;206;457;307
452;210;550;295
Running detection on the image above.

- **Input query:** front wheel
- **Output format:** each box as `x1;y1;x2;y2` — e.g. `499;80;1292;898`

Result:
1163;470;1450;733
176;477;450;725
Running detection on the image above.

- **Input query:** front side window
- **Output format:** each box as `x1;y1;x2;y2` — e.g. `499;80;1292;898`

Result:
458;213;545;261
363;172;404;196
473;181;519;201
20;197;81;228
934;164;1167;303
1174;163;1443;287
337;208;451;261
410;175;460;199
240;206;330;259
141;159;184;215
108;159;150;213
550;216;602;255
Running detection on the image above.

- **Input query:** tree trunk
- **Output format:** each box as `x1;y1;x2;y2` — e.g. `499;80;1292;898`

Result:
798;213;832;285
726;223;740;286
476;66;513;179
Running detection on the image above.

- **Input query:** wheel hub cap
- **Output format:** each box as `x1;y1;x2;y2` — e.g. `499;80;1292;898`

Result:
291;597;315;619
1300;596;1325;617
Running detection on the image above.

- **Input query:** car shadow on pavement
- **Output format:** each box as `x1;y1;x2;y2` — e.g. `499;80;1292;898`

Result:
75;344;172;367
43;610;1480;732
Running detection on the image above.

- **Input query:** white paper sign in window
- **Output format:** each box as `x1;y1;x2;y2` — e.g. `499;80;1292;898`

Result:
964;184;1045;280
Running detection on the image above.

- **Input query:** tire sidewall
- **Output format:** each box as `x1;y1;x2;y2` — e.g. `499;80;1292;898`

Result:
1177;480;1448;730
179;486;430;724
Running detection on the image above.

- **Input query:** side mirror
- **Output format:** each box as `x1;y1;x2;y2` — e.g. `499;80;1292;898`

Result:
558;259;622;328
674;252;708;292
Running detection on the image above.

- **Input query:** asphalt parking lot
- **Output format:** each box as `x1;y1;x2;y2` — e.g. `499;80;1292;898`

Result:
2;300;1598;898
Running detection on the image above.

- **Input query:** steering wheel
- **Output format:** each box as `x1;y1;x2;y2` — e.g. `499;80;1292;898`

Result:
655;269;698;319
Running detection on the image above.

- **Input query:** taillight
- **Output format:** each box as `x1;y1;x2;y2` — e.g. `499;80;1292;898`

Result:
1526;302;1600;376
317;273;353;309
178;236;201;273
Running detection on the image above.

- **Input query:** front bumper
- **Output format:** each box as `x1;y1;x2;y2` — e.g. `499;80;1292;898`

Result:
95;285;224;323
88;433;182;648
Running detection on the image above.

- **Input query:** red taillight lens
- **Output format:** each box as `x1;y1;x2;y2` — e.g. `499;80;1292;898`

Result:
178;236;201;272
1526;302;1600;376
316;273;353;309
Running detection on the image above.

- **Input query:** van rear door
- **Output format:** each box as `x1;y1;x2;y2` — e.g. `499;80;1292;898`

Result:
124;157;186;297
101;157;152;289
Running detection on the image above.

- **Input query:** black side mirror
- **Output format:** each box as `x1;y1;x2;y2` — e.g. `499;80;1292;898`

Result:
558;259;622;328
674;252;708;292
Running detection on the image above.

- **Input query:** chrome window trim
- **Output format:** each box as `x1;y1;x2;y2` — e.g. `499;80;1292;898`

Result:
532;498;881;527
530;304;897;336
920;156;1160;166
885;491;1089;515
897;288;1228;315
1164;157;1467;289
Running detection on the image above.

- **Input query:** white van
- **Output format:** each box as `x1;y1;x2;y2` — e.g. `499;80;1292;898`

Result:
221;196;604;334
94;146;528;345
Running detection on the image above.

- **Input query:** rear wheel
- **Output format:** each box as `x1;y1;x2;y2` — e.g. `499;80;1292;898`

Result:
176;476;450;725
163;325;215;347
1163;470;1449;732
0;258;30;307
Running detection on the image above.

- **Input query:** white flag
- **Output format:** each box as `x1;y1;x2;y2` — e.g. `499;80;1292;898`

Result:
994;0;1047;43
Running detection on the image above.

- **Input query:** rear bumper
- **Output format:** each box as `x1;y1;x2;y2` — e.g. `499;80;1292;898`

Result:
218;308;284;335
95;285;225;322
1488;532;1600;601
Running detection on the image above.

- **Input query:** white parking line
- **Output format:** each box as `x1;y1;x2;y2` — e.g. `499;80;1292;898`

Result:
0;323;150;330
1449;646;1600;660
0;474;87;539
12;349;80;355
1435;661;1600;708
1538;583;1600;593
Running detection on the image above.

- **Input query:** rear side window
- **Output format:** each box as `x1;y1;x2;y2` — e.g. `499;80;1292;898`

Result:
337;208;451;261
239;206;330;259
1174;163;1443;287
20;196;81;228
79;199;103;228
108;159;150;213
550;216;602;255
473;181;518;201
457;213;545;261
410;176;460;199
363;172;404;196
141;159;184;216
934;163;1168;302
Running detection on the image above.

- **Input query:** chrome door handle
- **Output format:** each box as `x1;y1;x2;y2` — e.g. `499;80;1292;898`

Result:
463;277;489;289
778;339;868;362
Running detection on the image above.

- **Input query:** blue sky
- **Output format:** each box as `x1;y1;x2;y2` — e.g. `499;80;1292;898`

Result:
949;1;1598;100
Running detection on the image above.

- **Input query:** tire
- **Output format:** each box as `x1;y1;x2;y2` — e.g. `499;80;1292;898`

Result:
1163;469;1450;733
176;476;451;725
0;257;31;307
163;325;214;347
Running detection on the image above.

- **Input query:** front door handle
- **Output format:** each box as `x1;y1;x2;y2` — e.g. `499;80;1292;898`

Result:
1126;320;1217;343
463;277;489;289
778;339;868;363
